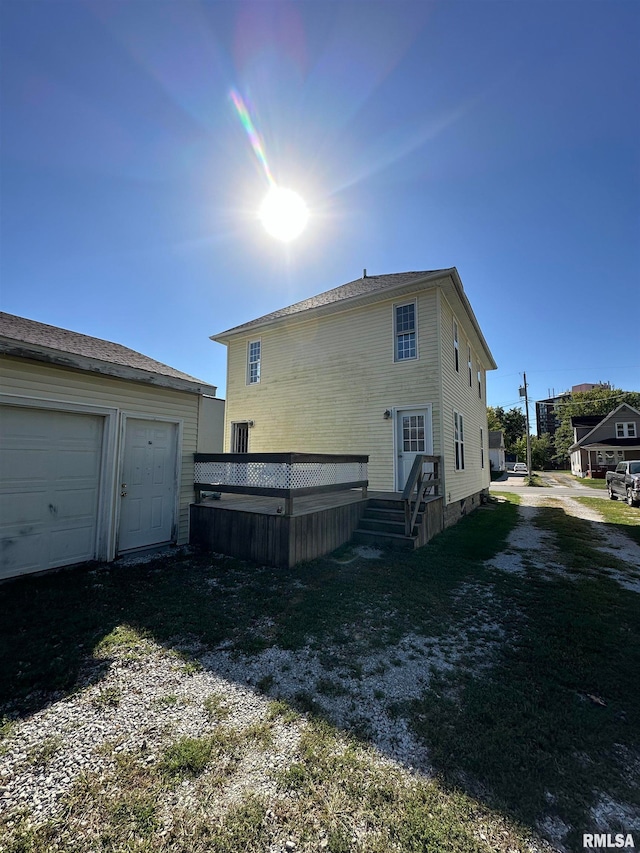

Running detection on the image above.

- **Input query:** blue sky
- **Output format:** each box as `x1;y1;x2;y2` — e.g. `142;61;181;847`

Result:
1;0;638;424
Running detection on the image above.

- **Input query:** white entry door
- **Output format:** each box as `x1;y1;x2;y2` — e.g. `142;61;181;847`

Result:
0;405;104;579
118;419;178;552
396;408;433;491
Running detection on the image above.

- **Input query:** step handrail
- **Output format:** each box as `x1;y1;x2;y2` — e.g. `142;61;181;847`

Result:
402;455;441;536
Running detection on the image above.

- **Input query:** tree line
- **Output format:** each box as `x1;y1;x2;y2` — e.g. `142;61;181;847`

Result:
487;386;640;471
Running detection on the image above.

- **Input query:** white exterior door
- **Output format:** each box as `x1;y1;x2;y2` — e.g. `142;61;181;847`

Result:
396;408;433;491
0;405;104;579
118;419;177;552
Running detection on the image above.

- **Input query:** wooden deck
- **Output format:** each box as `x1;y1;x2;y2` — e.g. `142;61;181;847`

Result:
189;490;442;568
194;488;371;517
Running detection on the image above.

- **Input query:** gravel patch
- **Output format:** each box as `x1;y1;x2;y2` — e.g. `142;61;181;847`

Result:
487;495;640;591
0;580;509;831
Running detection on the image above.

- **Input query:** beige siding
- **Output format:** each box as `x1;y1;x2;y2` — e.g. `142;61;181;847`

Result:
438;294;491;503
0;356;200;548
224;289;443;490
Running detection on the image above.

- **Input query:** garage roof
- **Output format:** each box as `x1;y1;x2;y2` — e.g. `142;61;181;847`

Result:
0;312;217;396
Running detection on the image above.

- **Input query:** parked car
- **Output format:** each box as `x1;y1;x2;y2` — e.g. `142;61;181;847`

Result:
513;462;529;474
606;461;640;506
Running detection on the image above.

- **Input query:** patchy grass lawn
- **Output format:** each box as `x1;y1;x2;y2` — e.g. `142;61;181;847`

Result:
577;495;640;546
1;495;639;852
551;470;608;490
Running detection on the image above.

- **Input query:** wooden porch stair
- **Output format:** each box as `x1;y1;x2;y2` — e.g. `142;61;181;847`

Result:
352;456;444;550
352;495;425;550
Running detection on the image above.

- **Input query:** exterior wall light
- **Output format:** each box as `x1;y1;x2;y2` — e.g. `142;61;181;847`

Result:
248;420;255;427
383;410;391;419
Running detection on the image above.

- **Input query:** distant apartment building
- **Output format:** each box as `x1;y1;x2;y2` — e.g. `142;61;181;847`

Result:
535;383;610;438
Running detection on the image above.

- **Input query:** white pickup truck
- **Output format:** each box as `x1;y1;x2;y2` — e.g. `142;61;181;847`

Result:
606;461;640;507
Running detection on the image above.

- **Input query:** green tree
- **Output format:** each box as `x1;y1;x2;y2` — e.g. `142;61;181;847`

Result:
486;406;527;450
512;434;553;470
553;387;640;465
486;406;505;432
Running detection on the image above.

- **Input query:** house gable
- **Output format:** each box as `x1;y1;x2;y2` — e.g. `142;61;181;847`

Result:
570;404;640;450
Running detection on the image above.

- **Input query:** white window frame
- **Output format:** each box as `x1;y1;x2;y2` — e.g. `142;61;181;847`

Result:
454;410;465;471
247;339;261;385
393;300;418;362
615;422;637;438
480;427;484;469
467;345;472;387
453;321;459;372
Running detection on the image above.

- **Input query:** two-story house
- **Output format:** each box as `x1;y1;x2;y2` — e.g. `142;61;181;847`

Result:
212;268;496;526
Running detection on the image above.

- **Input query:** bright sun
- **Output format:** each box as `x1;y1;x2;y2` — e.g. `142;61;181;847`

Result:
259;186;309;242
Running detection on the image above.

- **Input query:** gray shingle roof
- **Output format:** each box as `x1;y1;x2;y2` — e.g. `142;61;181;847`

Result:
489;430;505;449
214;269;450;338
0;312;215;392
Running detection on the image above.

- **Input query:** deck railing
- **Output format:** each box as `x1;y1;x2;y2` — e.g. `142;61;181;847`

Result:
401;455;442;536
194;452;368;516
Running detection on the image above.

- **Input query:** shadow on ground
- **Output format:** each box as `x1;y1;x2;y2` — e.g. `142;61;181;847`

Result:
1;499;639;851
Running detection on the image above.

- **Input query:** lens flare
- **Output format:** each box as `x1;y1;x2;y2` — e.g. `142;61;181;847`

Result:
230;88;309;241
229;88;275;187
259;187;309;242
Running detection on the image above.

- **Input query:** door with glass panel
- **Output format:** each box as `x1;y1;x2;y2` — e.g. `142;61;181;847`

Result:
395;408;433;491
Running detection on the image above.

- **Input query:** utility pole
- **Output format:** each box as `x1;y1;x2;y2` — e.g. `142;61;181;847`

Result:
519;373;532;478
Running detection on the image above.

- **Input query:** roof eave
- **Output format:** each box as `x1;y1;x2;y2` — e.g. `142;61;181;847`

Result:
0;339;217;396
212;267;498;369
211;270;454;344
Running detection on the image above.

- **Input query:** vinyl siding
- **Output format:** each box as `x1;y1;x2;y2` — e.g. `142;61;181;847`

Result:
582;406;639;445
223;289;443;491
438;293;491;503
0;356;199;548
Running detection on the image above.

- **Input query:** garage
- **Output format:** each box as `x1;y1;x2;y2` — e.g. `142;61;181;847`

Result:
0;405;104;580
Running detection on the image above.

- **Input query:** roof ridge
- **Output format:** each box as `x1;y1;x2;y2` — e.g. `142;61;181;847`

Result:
213;268;451;339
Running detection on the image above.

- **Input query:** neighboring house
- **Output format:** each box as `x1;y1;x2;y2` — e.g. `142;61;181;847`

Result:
0;313;223;580
488;430;506;472
212;268;497;524
569;404;640;477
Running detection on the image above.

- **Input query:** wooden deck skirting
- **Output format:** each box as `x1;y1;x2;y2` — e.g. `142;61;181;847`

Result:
190;491;369;569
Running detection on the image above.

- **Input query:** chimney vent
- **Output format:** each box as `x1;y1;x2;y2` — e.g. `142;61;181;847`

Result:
363;268;367;279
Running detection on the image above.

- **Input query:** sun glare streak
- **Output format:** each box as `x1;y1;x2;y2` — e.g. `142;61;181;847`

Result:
229;88;275;187
229;87;309;241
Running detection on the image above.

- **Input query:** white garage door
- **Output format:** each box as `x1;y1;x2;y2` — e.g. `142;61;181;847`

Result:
0;406;104;579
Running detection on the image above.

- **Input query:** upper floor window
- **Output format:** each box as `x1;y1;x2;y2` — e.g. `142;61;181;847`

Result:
247;340;261;384
480;427;485;469
453;321;459;372
454;411;465;470
467;345;472;386
477;369;482;399
616;422;637;438
394;302;417;361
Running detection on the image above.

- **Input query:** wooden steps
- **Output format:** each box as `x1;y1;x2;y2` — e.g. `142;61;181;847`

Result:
352;496;421;550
